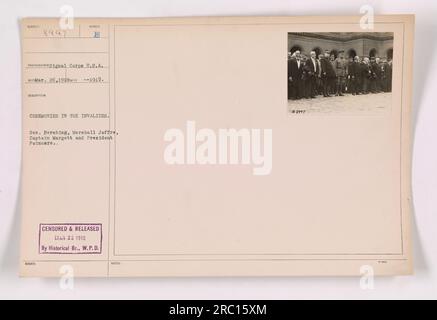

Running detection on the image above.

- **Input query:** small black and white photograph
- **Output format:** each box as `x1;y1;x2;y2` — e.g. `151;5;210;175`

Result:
287;32;394;114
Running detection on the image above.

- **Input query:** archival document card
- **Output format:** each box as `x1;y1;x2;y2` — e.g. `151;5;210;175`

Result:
20;15;414;277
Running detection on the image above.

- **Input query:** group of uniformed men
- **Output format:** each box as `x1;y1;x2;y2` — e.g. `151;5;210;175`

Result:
287;49;393;100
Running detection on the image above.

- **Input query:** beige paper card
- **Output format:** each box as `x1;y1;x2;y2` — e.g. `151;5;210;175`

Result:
20;15;414;277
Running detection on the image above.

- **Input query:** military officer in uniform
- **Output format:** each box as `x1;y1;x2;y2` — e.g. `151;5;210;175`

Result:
334;50;347;96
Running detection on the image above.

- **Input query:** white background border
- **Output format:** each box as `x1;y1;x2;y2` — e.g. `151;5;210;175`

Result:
1;0;436;299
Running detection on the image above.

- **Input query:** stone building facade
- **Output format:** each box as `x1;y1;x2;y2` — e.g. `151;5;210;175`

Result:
288;32;394;60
